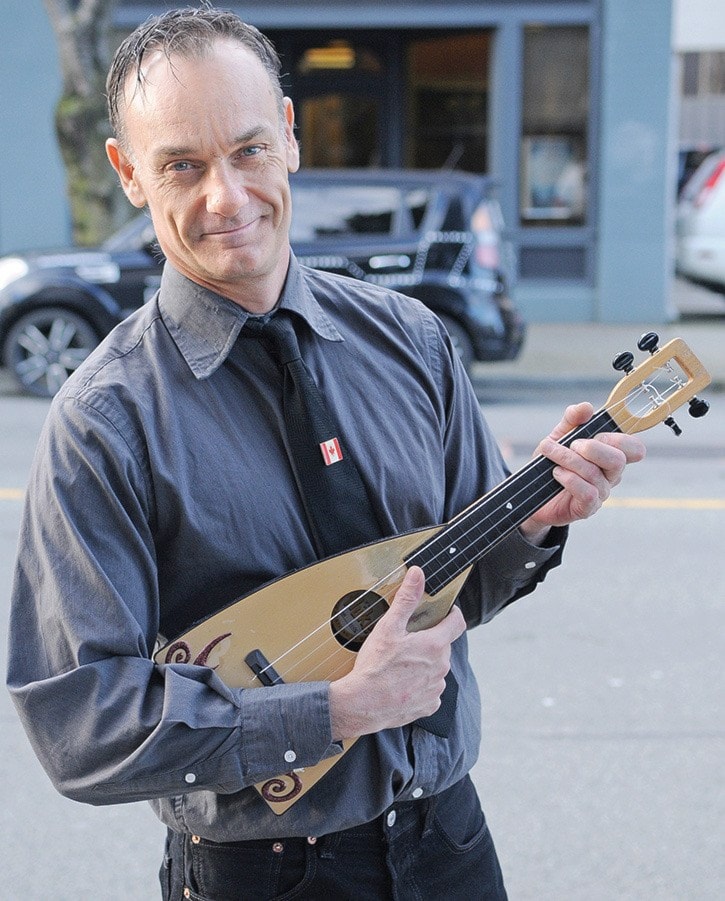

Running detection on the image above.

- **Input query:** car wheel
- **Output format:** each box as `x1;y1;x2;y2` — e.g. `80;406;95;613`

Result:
438;314;475;370
3;306;98;398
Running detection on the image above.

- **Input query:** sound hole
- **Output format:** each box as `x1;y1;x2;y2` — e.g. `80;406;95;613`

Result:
331;590;389;652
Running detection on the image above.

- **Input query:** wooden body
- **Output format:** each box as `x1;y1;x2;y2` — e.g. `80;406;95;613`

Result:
155;526;471;813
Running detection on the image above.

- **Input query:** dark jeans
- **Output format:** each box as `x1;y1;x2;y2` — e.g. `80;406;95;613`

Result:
159;775;507;900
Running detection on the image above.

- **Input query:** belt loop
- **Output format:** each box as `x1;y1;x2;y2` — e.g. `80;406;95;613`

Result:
422;793;438;838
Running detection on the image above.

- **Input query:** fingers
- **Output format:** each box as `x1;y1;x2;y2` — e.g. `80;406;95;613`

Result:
594;431;647;465
547;402;594;442
330;566;466;739
541;436;627;499
530;405;647;526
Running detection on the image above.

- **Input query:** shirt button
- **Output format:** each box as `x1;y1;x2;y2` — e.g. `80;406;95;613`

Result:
412;787;424;799
525;561;536;569
272;841;284;853
307;836;317;845
184;772;196;784
284;749;297;764
386;810;397;827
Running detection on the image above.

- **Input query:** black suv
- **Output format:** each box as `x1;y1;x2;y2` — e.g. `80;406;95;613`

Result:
0;168;524;397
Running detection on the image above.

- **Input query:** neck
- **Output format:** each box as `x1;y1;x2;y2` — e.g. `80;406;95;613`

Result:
179;249;291;315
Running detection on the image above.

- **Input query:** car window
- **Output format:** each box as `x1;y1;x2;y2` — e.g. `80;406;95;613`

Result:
290;184;430;240
103;216;157;252
680;152;725;202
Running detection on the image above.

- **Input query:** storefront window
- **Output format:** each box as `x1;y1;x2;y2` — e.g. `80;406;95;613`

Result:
293;40;386;168
407;32;491;173
520;26;589;225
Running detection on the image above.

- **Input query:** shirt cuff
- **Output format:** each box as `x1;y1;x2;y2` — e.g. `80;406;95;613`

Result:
493;523;567;572
238;680;339;783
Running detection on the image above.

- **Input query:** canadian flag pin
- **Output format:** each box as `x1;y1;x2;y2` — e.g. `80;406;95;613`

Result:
320;437;343;465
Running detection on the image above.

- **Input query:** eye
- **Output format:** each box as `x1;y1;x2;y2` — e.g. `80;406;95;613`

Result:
169;160;195;172
239;145;263;158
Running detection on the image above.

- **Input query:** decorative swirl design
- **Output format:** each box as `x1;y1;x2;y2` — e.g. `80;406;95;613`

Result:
163;633;232;668
164;641;191;664
261;772;303;803
193;633;232;667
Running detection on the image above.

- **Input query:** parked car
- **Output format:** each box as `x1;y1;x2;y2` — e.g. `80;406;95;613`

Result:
676;143;720;197
675;149;725;294
0;168;524;397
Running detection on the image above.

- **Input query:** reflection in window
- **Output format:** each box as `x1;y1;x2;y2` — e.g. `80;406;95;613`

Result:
681;51;725;97
297;41;382;75
300;95;379;168
520;26;589;225
407;32;491;173
289;185;430;240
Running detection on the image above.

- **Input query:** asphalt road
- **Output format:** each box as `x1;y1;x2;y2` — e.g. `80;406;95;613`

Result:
1;313;723;899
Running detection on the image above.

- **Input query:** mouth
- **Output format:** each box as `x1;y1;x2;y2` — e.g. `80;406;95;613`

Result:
203;220;258;239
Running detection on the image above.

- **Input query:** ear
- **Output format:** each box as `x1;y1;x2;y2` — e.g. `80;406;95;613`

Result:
282;97;300;174
106;138;147;208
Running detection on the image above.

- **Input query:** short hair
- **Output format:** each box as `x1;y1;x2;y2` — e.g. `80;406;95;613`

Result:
106;4;284;145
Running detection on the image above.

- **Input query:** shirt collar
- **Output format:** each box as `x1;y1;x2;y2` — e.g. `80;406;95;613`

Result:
158;254;343;379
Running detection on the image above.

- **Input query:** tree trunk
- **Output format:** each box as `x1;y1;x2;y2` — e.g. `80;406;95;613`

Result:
43;0;126;245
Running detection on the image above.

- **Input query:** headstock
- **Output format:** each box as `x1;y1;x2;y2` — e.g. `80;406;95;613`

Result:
607;332;711;436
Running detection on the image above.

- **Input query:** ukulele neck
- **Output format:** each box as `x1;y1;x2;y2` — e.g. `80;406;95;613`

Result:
405;408;620;595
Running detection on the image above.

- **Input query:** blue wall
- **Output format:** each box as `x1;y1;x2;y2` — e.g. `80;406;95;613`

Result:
597;0;676;321
0;1;70;254
0;0;677;324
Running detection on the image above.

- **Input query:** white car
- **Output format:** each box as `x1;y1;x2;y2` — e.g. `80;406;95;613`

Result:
676;149;725;293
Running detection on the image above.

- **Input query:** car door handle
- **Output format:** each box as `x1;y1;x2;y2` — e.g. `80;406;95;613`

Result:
368;254;412;270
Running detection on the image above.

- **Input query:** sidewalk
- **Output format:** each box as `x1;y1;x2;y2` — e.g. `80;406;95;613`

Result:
473;277;724;392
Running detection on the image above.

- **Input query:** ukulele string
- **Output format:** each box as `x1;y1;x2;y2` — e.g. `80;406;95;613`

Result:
257;383;657;686
254;373;677;685
254;380;659;685
313;371;685;679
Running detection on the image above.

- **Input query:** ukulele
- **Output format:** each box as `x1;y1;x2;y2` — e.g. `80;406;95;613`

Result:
154;333;710;814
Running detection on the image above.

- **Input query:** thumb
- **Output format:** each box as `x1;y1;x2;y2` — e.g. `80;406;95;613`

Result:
385;566;426;631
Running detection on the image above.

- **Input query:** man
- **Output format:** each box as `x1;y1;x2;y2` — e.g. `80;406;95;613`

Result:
7;6;645;899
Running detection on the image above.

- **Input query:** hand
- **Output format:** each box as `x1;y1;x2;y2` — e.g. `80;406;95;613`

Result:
328;566;466;741
520;402;646;543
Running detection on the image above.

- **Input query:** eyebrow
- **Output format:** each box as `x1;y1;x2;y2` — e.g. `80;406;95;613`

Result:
151;126;271;162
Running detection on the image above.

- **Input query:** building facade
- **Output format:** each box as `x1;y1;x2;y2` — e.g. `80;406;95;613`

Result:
1;0;677;323
674;0;725;149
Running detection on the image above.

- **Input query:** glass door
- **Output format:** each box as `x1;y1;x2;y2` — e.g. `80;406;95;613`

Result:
406;31;492;173
289;38;392;168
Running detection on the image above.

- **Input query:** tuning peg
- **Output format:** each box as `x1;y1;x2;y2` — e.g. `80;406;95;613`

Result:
612;351;635;373
637;332;660;354
688;396;710;418
664;416;682;436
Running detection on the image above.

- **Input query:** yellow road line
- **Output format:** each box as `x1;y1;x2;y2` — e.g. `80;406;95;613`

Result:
605;497;725;510
1;490;724;509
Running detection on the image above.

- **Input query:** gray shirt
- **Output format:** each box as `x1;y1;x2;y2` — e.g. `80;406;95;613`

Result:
7;255;564;840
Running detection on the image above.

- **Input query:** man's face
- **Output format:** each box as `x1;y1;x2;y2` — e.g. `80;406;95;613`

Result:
107;39;299;310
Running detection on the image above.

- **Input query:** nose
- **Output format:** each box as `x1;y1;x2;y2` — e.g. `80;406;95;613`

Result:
205;163;249;218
